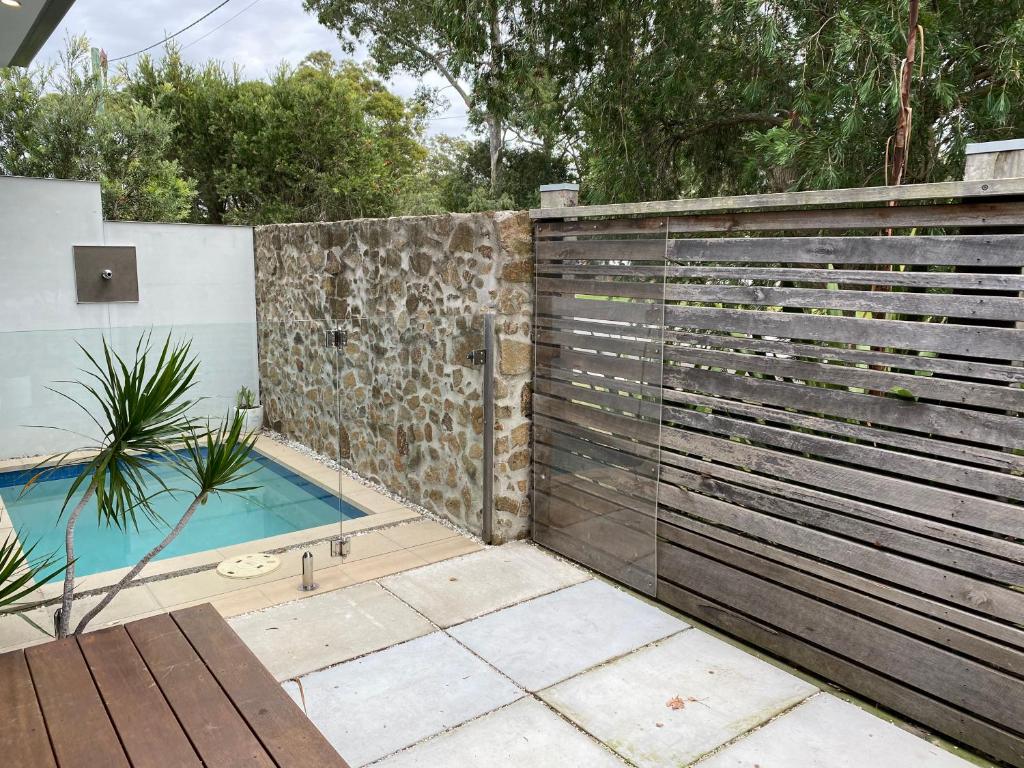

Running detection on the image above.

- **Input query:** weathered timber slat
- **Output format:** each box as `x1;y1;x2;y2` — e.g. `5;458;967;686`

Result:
536;238;667;261
662;464;1024;582
668;235;1024;265
125;613;278;768
25;639;130;768
664;365;1024;448
531;177;1024;219
78;627;202;768
655;543;1024;733
665;345;1024;410
540;276;1024;321
664;388;1024;474
663;403;1024;503
666;305;1024;362
658;483;1024;623
535;425;660;479
534;376;662;421
536;201;1024;236
658;512;1024;655
533;392;662;444
171;604;347;768
665;265;1024;289
663;330;1024;384
0;650;56;768
660;427;1023;537
534;413;660;461
654;578;1024;768
658;454;1024;566
538;295;665;325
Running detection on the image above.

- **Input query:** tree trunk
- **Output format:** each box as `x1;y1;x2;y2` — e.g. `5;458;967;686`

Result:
57;484;96;638
74;492;207;635
487;113;502;195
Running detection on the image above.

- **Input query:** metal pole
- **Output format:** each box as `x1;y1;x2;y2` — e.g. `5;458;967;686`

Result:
300;551;319;591
482;312;495;545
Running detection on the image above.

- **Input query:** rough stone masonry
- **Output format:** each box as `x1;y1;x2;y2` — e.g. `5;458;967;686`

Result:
253;211;533;543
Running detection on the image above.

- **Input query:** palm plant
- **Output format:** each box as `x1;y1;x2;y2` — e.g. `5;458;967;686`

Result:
0;535;66;612
29;333;258;637
73;411;258;634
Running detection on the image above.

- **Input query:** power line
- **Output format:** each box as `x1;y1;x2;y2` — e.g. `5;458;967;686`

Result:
109;0;234;62
182;0;265;50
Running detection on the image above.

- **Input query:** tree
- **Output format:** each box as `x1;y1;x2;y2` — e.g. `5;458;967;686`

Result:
32;334;257;638
303;0;556;194
401;135;570;213
124;49;427;224
535;0;1024;202
0;36;196;221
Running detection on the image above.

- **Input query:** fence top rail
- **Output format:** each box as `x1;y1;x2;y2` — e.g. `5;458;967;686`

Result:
528;177;1024;220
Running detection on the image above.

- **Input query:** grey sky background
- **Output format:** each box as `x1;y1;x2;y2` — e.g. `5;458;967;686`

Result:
34;0;470;137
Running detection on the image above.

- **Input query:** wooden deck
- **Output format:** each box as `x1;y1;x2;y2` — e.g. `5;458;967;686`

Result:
1;603;349;768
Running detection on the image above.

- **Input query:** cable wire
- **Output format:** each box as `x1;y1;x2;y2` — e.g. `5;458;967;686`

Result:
181;0;265;50
110;0;233;61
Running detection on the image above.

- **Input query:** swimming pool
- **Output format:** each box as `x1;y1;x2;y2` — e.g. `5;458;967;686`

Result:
0;452;365;580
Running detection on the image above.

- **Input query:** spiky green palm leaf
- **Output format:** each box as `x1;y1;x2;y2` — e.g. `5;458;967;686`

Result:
0;534;66;611
27;332;201;531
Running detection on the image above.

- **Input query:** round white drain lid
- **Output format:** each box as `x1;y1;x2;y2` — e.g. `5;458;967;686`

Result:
217;552;281;579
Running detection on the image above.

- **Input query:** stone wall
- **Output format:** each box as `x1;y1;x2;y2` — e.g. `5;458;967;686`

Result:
254;211;533;543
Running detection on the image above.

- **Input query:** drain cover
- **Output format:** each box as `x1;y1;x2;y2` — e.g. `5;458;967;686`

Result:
217;553;281;579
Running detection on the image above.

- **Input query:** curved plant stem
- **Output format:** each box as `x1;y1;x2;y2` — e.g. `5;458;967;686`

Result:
58;484;95;638
74;492;207;635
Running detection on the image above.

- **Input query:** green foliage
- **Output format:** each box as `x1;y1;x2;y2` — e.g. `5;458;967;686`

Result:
37;333;201;531
401;136;570;213
124;48;427;224
0;36;196;221
236;385;256;410
0;534;65;612
535;0;1024;202
178;410;260;500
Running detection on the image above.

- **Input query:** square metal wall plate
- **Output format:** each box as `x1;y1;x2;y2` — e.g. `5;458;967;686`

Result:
73;245;139;303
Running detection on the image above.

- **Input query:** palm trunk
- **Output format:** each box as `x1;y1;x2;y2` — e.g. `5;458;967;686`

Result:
57;484;96;638
74;492;207;635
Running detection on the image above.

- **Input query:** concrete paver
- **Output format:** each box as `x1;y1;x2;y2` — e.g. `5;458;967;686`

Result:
541;630;817;767
381;541;590;628
285;631;524;767
449;578;686;691
373;697;629;768
696;693;976;768
230;581;435;680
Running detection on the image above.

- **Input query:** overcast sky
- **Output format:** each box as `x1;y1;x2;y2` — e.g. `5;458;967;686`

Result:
35;0;470;137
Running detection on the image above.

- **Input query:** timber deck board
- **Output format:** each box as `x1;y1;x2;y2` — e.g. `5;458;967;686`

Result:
2;603;349;768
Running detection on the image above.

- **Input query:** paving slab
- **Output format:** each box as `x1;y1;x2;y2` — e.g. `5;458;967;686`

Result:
380;541;590;628
541;629;817;768
697;693;976;768
373;697;629;768
231;581;434;680
449;578;686;691
284;631;524;767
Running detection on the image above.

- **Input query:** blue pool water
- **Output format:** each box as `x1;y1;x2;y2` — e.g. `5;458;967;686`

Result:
0;452;364;580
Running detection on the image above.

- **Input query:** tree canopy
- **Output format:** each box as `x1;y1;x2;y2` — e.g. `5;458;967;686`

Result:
0;37;195;222
3;2;1024;220
124;48;428;224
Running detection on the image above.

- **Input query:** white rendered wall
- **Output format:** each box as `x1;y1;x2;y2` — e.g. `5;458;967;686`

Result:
0;176;258;459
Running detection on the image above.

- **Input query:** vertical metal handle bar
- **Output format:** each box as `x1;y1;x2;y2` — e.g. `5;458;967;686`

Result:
482;312;495;545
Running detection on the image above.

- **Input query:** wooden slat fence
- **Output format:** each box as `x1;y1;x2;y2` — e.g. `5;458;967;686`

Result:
532;201;1024;766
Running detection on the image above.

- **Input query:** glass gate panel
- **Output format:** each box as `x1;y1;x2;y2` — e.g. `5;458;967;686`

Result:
532;233;666;595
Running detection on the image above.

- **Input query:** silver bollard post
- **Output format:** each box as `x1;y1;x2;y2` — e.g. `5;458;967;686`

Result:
299;550;319;591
